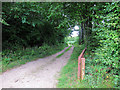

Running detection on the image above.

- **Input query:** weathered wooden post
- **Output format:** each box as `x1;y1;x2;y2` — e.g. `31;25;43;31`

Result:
80;58;85;80
78;56;81;80
78;48;86;80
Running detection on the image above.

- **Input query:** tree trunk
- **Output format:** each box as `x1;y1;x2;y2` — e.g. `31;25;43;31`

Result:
79;22;84;45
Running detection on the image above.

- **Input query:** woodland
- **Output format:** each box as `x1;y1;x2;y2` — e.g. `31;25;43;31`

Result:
1;2;120;88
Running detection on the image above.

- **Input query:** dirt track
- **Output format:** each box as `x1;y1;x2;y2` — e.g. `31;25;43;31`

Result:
0;46;74;88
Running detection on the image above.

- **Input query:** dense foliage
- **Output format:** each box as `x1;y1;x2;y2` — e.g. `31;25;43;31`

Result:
2;2;71;72
90;2;120;87
2;2;70;50
57;2;119;88
1;2;119;88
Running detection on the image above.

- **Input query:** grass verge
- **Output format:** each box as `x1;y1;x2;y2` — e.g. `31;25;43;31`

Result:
56;46;72;58
57;45;115;88
1;43;67;73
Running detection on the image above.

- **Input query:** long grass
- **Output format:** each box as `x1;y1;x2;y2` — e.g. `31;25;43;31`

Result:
1;43;67;73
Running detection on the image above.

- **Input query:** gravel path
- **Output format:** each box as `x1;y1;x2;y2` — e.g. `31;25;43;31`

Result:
0;46;74;88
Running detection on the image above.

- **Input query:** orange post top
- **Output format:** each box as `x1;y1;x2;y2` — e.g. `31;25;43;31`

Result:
78;47;87;59
78;47;87;80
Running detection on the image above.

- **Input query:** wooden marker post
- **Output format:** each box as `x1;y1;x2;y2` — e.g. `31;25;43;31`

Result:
80;58;85;80
78;56;81;80
78;48;86;80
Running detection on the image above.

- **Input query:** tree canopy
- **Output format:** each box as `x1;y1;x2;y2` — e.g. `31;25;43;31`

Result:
2;2;120;87
2;2;71;50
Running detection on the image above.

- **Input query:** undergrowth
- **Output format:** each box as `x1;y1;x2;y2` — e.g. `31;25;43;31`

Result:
1;43;67;73
57;45;116;88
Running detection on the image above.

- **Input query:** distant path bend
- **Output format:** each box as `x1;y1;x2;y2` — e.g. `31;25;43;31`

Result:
0;46;74;88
